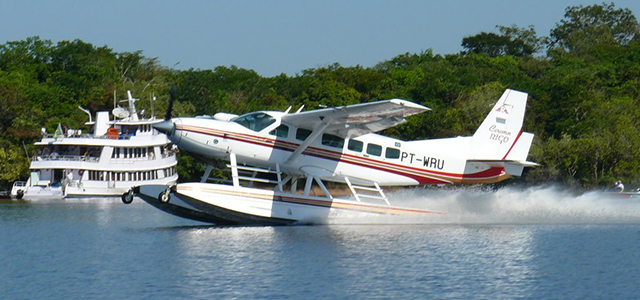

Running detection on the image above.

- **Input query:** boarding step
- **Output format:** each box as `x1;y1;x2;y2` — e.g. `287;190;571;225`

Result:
344;177;390;206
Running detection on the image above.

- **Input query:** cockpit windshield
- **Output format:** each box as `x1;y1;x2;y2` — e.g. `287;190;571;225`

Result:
232;112;276;132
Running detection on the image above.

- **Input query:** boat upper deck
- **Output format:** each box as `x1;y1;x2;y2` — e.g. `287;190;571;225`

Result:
36;121;169;146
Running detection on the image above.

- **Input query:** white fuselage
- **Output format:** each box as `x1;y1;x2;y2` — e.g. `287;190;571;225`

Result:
166;115;508;186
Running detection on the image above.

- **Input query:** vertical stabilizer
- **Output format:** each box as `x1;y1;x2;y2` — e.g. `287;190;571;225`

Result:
469;89;529;160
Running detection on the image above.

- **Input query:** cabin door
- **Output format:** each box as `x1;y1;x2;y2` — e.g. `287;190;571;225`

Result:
53;169;63;184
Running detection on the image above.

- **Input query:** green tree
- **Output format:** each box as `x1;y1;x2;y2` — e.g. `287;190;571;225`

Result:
549;2;639;55
462;25;543;57
0;142;29;187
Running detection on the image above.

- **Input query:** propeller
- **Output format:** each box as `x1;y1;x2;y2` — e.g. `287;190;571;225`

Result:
165;84;176;121
154;84;177;136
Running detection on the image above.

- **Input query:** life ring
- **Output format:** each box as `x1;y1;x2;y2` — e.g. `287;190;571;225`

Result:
78;169;85;176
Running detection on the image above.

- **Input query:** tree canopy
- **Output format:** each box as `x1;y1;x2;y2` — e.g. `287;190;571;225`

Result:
462;25;544;57
549;2;639;54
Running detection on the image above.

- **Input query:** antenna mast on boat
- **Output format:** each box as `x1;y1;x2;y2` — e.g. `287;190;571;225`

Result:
113;90;117;122
125;90;139;121
151;92;156;120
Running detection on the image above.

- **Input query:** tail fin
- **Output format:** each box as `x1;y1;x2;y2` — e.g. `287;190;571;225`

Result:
471;90;528;160
467;89;536;176
469;89;533;161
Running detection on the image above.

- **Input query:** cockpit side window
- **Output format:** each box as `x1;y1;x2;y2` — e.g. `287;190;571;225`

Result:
233;112;276;132
269;124;289;138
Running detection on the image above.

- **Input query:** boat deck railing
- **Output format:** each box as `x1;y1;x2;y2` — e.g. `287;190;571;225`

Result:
33;155;100;163
12;181;26;188
42;131;162;140
42;134;135;140
32;152;174;164
109;154;175;164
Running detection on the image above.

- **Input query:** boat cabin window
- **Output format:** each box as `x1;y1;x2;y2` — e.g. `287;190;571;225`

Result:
233;112;276;132
366;143;382;156
140;124;153;132
269;124;289;138
385;147;400;159
296;128;312;141
348;139;363;152
119;125;139;137
321;134;344;149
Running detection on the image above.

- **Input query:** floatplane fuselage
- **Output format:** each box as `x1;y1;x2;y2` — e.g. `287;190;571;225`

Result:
156;89;535;186
126;89;537;225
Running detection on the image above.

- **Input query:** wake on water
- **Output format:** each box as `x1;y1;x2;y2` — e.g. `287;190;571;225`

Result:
19;186;637;225
329;185;640;225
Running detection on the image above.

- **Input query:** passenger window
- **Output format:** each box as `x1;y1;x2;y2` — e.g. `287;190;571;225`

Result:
321;134;344;149
366;144;382;156
348;139;363;152
269;124;289;138
385;147;400;159
296;128;312;141
233;112;276;132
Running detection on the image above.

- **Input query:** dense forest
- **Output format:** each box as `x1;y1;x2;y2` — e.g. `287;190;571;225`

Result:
1;3;639;190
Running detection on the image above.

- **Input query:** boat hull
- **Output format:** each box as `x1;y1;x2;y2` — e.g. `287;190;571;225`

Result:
12;176;178;201
11;185;65;200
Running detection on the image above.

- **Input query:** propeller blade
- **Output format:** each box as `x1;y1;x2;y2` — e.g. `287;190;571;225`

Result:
165;84;176;121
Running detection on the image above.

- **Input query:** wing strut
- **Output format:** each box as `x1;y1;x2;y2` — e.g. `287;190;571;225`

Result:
284;118;330;165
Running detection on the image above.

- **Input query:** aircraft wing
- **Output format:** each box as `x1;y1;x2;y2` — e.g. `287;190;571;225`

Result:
281;99;430;138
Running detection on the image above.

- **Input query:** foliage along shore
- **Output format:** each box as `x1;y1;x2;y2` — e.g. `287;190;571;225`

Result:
1;3;639;191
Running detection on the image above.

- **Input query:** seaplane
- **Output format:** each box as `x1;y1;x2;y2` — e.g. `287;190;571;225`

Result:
123;87;536;225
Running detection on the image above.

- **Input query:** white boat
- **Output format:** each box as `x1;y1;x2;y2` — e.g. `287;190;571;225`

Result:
11;91;178;200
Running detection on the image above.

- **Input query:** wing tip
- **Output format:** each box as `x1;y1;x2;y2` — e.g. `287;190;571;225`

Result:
389;99;431;111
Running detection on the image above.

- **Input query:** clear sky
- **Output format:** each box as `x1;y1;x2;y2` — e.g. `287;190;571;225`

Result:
2;0;639;77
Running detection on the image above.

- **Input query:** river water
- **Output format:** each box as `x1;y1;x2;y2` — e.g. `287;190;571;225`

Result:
1;185;640;299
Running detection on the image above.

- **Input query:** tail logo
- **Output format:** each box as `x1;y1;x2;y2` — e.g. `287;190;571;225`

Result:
495;104;512;114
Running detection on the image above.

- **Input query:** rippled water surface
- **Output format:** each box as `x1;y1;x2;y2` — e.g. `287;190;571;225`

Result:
2;186;640;299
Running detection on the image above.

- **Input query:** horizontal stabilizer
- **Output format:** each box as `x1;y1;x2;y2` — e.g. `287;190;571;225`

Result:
467;160;539;176
504;132;534;161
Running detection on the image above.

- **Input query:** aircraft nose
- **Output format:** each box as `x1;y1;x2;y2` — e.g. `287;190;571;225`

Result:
154;120;174;135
